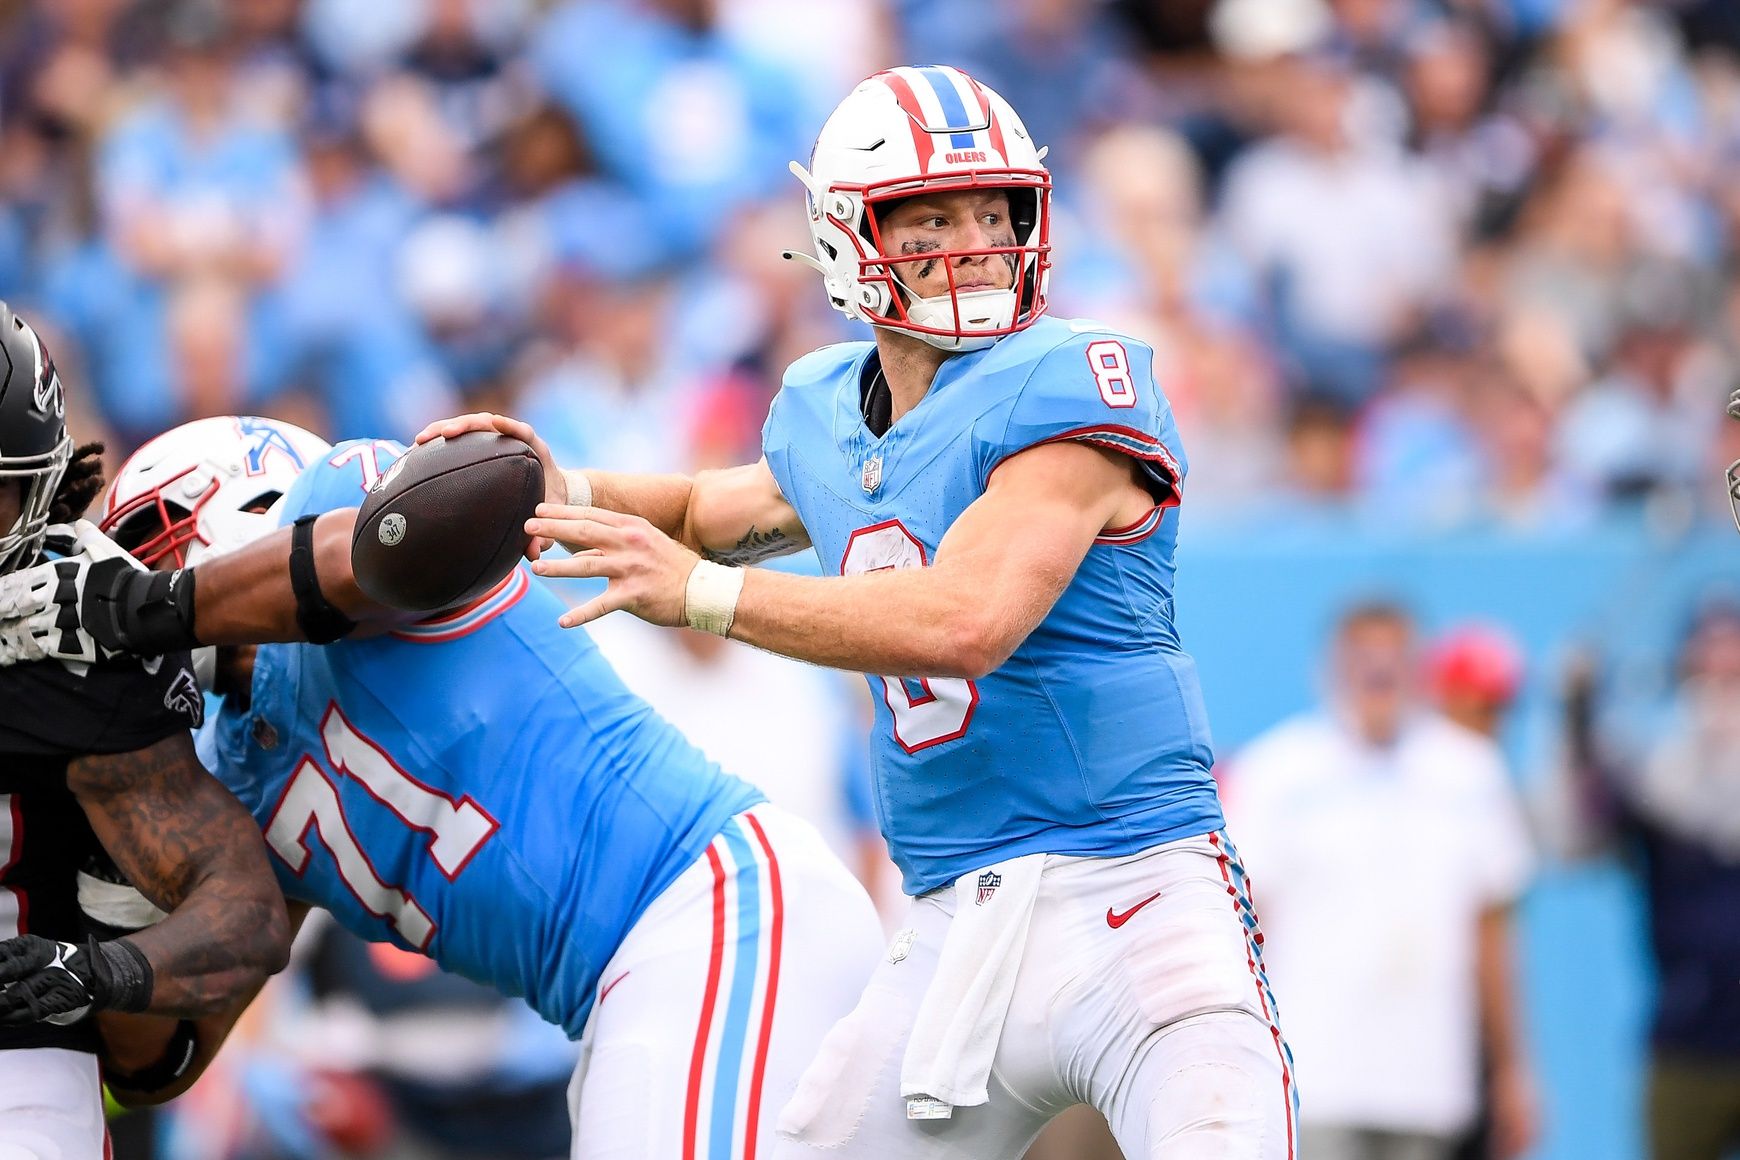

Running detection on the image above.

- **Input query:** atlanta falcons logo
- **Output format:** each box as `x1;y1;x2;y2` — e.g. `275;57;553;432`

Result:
163;667;204;727
16;314;63;418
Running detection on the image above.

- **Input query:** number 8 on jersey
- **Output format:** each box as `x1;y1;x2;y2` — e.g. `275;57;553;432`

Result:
841;520;978;753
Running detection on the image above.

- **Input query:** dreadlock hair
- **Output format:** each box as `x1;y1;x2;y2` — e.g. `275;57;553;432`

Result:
49;442;106;525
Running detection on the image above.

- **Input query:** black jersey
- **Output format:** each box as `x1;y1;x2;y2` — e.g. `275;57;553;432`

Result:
0;647;201;1052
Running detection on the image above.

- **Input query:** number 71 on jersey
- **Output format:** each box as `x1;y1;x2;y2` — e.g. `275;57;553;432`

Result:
266;704;498;950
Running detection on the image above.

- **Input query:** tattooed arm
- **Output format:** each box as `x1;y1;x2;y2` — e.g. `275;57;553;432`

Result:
586;460;811;565
97;901;313;1107
703;524;795;566
68;733;291;1015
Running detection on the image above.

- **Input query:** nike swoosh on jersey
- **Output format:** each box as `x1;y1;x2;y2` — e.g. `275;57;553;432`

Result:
1105;891;1163;929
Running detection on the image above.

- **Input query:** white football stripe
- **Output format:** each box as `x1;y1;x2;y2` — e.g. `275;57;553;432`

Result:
890;66;950;131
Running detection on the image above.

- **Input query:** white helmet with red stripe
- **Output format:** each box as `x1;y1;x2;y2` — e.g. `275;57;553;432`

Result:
785;65;1051;352
100;416;331;568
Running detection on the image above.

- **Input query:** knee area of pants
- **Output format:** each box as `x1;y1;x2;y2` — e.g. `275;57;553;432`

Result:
1145;1059;1268;1160
1125;1011;1293;1160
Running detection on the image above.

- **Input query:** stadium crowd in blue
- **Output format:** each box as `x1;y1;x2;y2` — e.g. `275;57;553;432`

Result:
0;0;1736;534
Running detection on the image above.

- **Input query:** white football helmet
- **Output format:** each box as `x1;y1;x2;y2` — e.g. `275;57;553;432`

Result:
100;416;332;568
785;65;1052;352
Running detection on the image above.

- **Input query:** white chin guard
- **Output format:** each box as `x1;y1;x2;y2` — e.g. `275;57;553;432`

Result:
903;288;1018;353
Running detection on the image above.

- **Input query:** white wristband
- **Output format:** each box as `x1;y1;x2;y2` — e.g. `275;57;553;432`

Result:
684;560;745;637
565;470;593;508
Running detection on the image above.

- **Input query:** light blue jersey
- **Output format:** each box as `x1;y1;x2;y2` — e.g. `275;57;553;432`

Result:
763;317;1221;895
196;439;763;1036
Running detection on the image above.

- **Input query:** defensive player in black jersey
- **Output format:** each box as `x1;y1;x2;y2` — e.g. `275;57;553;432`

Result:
0;305;290;1154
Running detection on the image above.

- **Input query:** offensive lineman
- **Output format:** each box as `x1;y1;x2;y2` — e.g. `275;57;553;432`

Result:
0;309;289;1155
422;66;1297;1159
0;414;882;1158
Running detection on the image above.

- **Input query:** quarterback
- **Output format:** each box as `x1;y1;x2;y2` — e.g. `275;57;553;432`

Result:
426;66;1297;1159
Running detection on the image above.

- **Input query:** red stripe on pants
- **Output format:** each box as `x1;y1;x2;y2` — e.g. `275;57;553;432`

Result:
683;844;730;1160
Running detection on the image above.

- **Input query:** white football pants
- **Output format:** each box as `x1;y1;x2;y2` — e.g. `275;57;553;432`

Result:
567;804;884;1159
771;830;1298;1160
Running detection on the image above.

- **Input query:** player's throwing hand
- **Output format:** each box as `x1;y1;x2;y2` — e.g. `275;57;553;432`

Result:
526;504;703;631
414;413;570;557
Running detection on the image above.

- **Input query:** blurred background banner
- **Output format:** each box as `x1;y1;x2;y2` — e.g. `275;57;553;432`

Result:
4;0;1738;1156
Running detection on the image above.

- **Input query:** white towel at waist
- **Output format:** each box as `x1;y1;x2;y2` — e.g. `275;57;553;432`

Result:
898;853;1045;1116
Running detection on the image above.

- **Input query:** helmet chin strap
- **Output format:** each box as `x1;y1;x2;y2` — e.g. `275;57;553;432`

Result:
783;162;844;280
788;159;820;196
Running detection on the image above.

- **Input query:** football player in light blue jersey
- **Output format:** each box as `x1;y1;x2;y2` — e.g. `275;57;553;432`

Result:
424;65;1296;1160
0;416;882;1158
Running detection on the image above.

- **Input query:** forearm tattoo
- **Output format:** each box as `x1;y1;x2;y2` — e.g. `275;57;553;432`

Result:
704;525;791;566
70;737;288;1015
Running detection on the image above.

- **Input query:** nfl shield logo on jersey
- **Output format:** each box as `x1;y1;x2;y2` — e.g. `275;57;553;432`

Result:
861;455;883;494
976;870;1002;905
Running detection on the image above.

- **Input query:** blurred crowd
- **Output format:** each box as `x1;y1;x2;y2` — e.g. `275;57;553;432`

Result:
1;0;1738;532
6;0;1738;1157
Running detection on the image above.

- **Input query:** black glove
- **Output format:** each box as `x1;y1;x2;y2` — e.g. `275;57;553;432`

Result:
77;556;199;655
0;934;154;1026
0;520;198;667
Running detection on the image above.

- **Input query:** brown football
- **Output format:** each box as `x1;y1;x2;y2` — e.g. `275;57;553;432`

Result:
350;432;542;613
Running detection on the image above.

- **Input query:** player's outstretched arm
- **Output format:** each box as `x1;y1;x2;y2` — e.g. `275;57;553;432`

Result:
725;441;1140;675
0;511;416;666
535;440;1150;679
415;412;810;561
182;508;410;643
